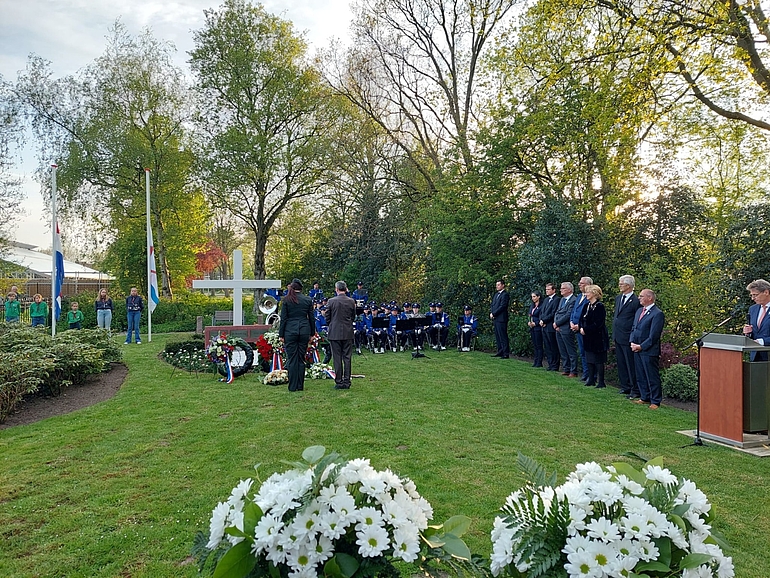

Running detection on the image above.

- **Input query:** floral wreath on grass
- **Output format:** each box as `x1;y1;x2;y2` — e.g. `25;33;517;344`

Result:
263;369;289;386
490;454;733;578
254;335;273;364
193;446;471;578
306;362;334;380
206;334;235;364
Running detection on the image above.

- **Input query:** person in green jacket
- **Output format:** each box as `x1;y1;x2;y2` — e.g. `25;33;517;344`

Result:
5;292;20;323
67;301;84;330
30;293;49;327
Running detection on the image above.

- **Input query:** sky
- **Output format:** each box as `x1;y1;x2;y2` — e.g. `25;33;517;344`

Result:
0;0;353;251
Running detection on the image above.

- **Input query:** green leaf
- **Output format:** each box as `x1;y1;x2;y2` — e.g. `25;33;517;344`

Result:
441;515;471;537
243;501;264;536
421;532;446;549
213;541;256;578
671;503;691;517
705;529;731;551
326;553;359;578
440;534;471;560
653;537;672;567
611;461;646;486
679;553;713;569
645;456;665;469
302;445;326;464
635;561;672;572
225;527;246;538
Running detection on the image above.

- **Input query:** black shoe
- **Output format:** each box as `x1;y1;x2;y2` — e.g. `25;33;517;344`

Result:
584;381;596;387
595;384;606;389
619;390;630;395
334;384;350;390
499;355;509;359
491;353;501;357
532;363;543;367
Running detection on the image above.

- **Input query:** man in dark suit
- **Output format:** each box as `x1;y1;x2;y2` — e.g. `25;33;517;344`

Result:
489;279;510;358
630;288;665;409
326;281;357;389
743;279;770;362
539;283;560;370
612;274;640;398
554;281;578;377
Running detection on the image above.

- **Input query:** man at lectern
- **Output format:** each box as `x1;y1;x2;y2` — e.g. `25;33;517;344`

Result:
743;279;770;361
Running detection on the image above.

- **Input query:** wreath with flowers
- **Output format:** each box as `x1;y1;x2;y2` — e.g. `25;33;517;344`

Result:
193;446;471;578
206;334;235;364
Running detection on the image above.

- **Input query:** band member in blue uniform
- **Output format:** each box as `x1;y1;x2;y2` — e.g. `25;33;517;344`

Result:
409;302;427;351
429;302;450;349
352;281;368;304
371;304;388;353
309;282;324;300
457;305;478;351
354;304;367;355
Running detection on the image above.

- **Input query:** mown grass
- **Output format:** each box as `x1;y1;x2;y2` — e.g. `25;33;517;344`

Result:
1;334;768;577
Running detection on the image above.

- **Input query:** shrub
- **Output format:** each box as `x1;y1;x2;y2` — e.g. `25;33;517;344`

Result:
662;363;699;402
660;341;698;370
0;324;120;420
161;337;214;373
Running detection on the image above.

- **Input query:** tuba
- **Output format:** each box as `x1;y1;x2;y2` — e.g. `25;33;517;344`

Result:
259;294;280;327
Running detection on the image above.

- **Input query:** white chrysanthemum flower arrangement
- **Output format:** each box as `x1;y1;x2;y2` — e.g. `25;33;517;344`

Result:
490;456;733;578
197;446;471;578
306;363;334;379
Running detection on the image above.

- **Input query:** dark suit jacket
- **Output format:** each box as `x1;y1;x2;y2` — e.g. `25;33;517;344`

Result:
629;305;664;356
554;295;576;330
326;294;356;340
491;290;510;324
747;303;770;361
580;301;609;353
540;294;559;331
278;294;315;339
612;292;640;345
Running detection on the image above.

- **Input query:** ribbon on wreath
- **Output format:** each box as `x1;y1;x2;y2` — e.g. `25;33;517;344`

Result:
271;351;284;372
324;368;336;380
306;347;320;364
219;357;235;384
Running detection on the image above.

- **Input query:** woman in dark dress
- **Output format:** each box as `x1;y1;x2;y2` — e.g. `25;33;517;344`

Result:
527;290;544;367
579;284;609;388
278;279;315;392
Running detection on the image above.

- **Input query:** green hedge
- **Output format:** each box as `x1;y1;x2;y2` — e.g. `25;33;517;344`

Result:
0;325;123;422
662;363;699;402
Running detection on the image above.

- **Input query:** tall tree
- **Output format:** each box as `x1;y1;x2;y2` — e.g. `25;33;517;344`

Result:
327;0;519;196
14;23;207;295
190;0;337;281
0;77;24;248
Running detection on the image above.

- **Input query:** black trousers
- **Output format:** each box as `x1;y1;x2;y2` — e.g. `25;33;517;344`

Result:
530;326;544;366
330;339;353;387
285;332;310;391
494;320;510;356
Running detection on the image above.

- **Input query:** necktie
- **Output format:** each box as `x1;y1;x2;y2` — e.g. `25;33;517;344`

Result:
758;305;767;329
638;308;646;322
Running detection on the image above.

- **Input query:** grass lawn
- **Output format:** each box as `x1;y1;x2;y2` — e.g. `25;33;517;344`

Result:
1;334;768;577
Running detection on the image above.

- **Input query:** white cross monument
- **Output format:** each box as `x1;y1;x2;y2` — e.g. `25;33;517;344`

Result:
192;250;282;325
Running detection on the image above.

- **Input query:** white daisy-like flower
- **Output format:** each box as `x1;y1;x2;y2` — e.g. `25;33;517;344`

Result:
206;501;231;549
619;512;654;540
643;465;678;485
317;510;349;540
228;478;253;508
589;480;624;506
563;534;592;554
285;544;317;573
564;549;602;578
586;517;621;542
310;534;335;563
586;540;618;573
636;538;660;562
614;474;644;495
392;526;421;562
356;506;385;529
356;524;390;557
253;513;284;550
682;566;714;578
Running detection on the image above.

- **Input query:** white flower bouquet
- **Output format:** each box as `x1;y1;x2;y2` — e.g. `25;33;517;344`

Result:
490;456;733;578
194;446;471;578
263;369;289;385
264;330;283;351
306;363;333;379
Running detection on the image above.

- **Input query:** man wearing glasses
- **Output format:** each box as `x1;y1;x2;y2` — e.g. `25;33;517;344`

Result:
743;279;770;362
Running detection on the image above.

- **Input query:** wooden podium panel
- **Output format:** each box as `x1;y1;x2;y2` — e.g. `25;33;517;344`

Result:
700;348;744;444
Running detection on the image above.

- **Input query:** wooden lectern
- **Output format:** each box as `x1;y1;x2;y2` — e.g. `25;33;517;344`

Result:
699;334;770;447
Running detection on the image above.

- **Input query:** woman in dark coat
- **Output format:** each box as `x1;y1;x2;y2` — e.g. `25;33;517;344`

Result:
527;290;544;367
279;279;315;392
579;284;609;388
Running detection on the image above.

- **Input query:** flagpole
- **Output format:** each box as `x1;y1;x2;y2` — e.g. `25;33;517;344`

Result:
51;164;57;338
145;168;152;343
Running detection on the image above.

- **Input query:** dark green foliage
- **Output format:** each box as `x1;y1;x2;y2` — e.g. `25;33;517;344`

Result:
161;337;214;373
516;452;558;489
0;324;122;421
662;364;699;402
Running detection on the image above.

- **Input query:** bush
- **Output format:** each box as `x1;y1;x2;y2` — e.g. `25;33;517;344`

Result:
0;324;121;421
662;363;698;402
161;337;214;373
